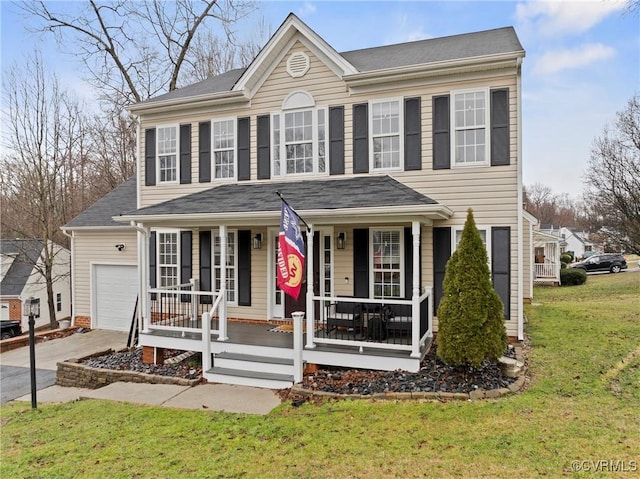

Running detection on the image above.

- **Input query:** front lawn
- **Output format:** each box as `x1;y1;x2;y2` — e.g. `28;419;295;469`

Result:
1;272;638;478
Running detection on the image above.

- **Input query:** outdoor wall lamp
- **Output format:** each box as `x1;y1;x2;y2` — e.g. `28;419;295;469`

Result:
115;243;126;251
337;232;346;250
253;233;263;249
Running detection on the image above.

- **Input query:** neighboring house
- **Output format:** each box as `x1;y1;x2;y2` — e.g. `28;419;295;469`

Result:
62;177;138;332
71;14;528;388
539;225;597;260
0;239;71;331
527;215;562;287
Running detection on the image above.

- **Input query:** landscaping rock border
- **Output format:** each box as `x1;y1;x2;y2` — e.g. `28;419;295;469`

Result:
56;349;201;389
289;344;527;402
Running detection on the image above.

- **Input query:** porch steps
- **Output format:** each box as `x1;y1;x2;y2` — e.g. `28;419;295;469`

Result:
206;352;295;389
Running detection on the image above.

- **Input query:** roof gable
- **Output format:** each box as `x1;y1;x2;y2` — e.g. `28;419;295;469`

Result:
232;13;357;97
0;239;44;296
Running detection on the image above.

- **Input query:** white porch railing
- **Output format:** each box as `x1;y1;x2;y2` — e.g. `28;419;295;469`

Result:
535;262;560;279
310;288;433;358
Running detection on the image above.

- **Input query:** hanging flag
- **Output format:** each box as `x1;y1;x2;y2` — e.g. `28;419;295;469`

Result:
277;201;306;300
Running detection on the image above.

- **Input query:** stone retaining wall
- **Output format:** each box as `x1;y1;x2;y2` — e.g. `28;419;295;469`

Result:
56;349;200;389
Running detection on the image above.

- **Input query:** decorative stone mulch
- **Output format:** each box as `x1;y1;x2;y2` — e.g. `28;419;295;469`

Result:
81;347;202;380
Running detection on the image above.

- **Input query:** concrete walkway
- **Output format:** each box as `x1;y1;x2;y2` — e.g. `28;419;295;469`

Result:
2;329;282;415
15;382;282;415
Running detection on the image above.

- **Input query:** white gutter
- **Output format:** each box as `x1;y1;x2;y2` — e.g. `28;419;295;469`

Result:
61;228;75;325
128;91;249;115
516;56;524;341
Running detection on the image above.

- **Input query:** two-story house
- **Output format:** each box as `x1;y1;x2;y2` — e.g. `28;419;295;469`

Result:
65;14;526;388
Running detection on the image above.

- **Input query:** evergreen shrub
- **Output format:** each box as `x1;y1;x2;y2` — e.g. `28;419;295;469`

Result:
560;268;587;286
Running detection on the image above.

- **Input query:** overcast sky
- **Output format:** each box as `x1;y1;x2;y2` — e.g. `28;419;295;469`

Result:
1;0;638;198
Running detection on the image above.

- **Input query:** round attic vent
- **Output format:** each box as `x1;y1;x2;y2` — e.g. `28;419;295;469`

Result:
286;51;310;78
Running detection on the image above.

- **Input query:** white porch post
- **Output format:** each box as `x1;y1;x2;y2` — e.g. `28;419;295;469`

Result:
202;312;212;371
218;225;228;341
305;224;316;348
131;221;150;333
292;311;305;383
411;220;421;358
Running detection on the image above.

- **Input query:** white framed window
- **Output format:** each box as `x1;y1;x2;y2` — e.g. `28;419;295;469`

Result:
453;226;492;265
158;231;179;287
156;125;179;183
212;118;236;180
369;98;403;171
272;108;327;176
56;293;62;312
213;229;237;305
370;229;404;299
451;89;490;166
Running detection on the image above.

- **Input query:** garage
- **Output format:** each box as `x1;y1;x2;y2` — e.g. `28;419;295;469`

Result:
93;264;138;331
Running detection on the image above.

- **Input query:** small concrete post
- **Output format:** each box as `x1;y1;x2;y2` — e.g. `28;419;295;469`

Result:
292;311;305;383
202;312;211;371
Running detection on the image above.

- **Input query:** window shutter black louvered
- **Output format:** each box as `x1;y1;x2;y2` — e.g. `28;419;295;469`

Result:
433;227;451;311
404;97;422;171
180;124;192;184
199;231;212;304
237;117;250;181
353;228;369;298
237;230;251;306
432;95;450;170
145;129;156;186
257;115;271;179
353;103;369;174
329;106;344;175
199;122;211;183
490;89;510;166
180;231;192;302
491;227;511;318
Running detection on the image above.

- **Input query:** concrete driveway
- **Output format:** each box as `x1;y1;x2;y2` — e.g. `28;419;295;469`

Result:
0;329;128;404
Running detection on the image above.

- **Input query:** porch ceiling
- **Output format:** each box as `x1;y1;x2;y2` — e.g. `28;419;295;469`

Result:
115;175;453;227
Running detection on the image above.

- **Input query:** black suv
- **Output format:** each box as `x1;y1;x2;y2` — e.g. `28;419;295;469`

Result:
571;253;628;273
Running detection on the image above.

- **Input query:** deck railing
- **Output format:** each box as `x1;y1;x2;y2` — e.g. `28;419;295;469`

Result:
311;288;432;357
146;280;223;338
535;262;560;279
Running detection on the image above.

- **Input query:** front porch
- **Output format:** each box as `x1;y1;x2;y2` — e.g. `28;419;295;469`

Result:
533;230;562;285
139;284;433;388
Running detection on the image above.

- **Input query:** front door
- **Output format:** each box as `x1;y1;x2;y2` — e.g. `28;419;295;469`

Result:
284;231;320;318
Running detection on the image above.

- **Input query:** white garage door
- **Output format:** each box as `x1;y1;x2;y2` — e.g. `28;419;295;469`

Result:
94;264;138;331
0;302;9;321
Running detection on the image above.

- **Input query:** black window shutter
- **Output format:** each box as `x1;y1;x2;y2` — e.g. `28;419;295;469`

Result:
353;103;369;174
180;231;192;302
149;232;157;300
257;115;271;179
404;97;422;171
403;226;422;299
433;227;451;311
329;106;344;175
237;117;250;181
491;227;511;318
353;228;369;298
145;129;156;186
179;124;192;184
199;230;212;304
432;95;450;170
237;230;251;306
199;122;211;183
491;89;510;166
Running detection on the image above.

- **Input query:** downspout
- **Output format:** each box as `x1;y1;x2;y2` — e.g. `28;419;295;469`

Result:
516;56;524;341
61;229;75;326
130;221;150;333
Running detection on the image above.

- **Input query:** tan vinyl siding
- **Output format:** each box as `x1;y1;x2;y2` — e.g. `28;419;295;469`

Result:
136;33;523;330
72;230;138;319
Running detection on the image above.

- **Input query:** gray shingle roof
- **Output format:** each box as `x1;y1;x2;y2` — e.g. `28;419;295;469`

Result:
0;239;44;296
342;27;523;71
125;176;438;217
136;23;523;107
64;177;137;228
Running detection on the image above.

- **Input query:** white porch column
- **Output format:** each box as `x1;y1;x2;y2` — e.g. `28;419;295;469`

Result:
131;221;150;333
218;225;228;341
292;311;305;383
202;312;212;371
305;224;316;348
411;220;421;358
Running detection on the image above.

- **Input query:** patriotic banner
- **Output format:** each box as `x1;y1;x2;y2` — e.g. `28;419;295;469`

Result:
277;201;306;300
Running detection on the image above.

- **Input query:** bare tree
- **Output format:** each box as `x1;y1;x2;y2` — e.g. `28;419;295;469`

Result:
524;183;580;227
22;0;257;109
583;96;640;254
1;54;80;327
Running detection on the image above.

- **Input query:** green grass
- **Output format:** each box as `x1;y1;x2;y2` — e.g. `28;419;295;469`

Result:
2;272;639;478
